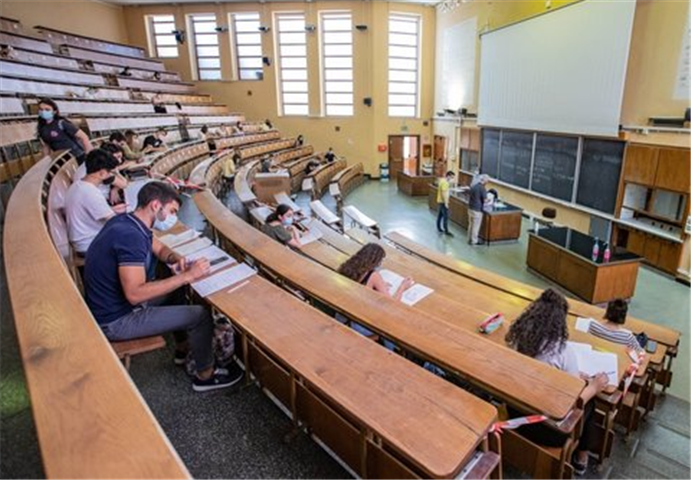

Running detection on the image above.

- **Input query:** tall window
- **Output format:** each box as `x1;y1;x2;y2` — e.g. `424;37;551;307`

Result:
232;12;263;81
388;14;421;117
320;11;353;116
190;14;221;80
147;15;178;58
275;12;309;116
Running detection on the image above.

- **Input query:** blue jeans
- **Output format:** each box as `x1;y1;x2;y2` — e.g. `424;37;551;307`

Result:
436;204;449;232
100;290;215;372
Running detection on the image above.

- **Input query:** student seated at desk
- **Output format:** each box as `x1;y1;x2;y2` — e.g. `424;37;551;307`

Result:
262;204;303;249
123;129;145;161
65;149;127;256
505;288;609;476
232;121;244;135
260;119;273;132
259;155;274;173
199;125;217;151
73;143;129;205
142;128;168;153
84;181;243;391
216;123;233;137
107;132;139;170
324;147;336;163
587;299;644;354
336;243;413;347
305;159;320;175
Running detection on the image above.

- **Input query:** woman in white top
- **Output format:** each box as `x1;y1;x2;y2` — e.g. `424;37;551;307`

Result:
505;288;608;476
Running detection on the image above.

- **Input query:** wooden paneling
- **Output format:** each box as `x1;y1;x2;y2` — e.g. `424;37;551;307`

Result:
592;262;641;305
643;236;662;265
397;172;433;196
527;236;561;281
655;238;683;275
623;144;658;185
655;148;691;193
626;228;647;257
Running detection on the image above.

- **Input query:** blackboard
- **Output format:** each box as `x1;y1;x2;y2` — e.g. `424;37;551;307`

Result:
480;129;500;178
498;131;532;188
531;134;578;202
576;139;625;214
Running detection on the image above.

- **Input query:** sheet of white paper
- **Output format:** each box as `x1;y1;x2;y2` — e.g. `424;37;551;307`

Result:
159;229;200;248
379;269;405;297
567;341;593;356
298;227;323;246
191;263;256;298
185;245;236;273
571;345;619;387
329;183;341;197
302;177;314;191
575;317;593;333
173;237;213;257
401;284;434;306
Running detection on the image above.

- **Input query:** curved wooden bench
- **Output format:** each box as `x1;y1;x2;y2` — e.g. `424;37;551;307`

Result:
214;130;281;150
304;158;346;200
234;159;260;205
0;30;53;53
195;190;585;421
4;151;189;478
329;162;364;209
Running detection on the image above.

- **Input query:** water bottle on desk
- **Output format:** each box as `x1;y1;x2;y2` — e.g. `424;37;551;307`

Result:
603;243;611;263
592;237;600;262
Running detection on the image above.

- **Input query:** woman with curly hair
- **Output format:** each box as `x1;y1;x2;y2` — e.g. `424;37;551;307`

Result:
506;288;608;476
336;243;413;348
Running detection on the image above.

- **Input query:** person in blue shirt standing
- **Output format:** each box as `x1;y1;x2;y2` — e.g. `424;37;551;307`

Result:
84;181;243;391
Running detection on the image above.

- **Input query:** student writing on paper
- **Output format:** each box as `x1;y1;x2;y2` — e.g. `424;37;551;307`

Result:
336;243;413;349
505;288;609;476
84;181;243;392
262;204;304;250
587;299;644;354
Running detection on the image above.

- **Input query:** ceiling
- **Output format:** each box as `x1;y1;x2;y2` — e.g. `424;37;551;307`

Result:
105;0;441;6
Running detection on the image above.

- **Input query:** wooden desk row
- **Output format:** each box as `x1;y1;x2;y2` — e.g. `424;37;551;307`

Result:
203;264;500;479
384;231;680;352
305;158;347;199
238;138;295;160
195;191;585;421
311;225;651;393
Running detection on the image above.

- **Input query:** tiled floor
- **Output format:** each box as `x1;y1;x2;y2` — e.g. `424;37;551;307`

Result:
0;180;689;479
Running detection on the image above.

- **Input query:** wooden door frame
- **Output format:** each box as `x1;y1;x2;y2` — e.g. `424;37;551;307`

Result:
388;134;421;177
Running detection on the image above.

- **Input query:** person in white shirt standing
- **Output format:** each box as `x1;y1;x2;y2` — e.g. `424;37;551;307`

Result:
65;148;127;255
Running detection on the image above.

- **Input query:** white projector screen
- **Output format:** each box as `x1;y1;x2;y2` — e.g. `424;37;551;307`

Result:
478;0;636;137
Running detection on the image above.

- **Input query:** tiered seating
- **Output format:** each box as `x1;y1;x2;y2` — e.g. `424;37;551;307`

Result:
284;154;320;193
36;25;147;58
0;29;53;53
0;58;108;85
214;131;281;150
58;45;167;72
0;94;25;115
237;138;295;161
329;162;364;209
148;141;210;177
1;75;132;100
4;45;81;69
304;158;346;199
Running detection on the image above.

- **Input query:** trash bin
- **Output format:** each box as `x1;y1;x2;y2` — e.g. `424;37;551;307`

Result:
379;163;390;182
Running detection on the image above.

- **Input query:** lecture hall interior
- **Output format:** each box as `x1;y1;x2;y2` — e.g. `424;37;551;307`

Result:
0;0;689;478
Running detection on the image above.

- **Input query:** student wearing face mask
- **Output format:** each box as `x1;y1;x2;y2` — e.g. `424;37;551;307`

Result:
65;149;127;256
84;181;244;391
72;143;129;204
36;98;93;165
262;204;303;249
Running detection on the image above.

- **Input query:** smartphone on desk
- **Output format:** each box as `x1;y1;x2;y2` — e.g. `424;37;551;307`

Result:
646;340;658;354
209;255;230;267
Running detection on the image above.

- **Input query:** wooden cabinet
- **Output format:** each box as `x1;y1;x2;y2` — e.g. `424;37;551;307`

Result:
618;225;683;275
623;144;658;185
469;128;481;151
655;148;691;193
626;228;647;257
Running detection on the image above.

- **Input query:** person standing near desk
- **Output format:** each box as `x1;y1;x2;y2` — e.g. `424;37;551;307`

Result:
436;170;455;236
468;174;489;245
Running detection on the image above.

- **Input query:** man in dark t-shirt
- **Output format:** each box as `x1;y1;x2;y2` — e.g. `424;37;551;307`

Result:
324;147;336;163
142;128;168;152
84;181;242;391
468;174;489;245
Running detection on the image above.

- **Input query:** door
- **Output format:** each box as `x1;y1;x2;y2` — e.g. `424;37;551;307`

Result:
433;135;447;177
389;135;420;179
388;136;404;181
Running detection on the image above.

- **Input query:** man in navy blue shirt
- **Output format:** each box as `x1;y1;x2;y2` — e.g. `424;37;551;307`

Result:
84;181;242;391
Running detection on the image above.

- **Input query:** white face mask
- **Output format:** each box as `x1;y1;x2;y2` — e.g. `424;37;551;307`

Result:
153;207;177;231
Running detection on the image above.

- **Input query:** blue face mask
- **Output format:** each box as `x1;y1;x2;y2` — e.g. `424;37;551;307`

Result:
39;110;54;121
153;209;177;231
282;217;294;227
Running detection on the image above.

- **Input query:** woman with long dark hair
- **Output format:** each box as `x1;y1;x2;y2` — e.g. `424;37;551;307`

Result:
505;288;608;475
336;243;413;348
36;98;93;164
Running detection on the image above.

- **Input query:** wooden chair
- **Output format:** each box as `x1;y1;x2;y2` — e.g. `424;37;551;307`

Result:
111;337;168;371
